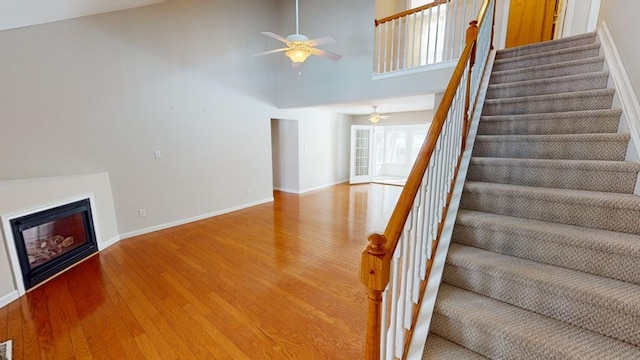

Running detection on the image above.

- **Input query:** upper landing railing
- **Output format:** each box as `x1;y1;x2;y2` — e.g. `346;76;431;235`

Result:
361;0;495;359
374;0;484;74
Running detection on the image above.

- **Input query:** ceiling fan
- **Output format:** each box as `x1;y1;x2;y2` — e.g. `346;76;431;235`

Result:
253;0;342;65
369;106;390;124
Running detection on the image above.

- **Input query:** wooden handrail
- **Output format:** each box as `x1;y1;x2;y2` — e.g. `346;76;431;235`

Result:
361;0;493;358
375;0;448;27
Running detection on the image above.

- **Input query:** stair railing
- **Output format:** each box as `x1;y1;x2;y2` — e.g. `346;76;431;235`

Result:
374;0;483;74
361;0;495;359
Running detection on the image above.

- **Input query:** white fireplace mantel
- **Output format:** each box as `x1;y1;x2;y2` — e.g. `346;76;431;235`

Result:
0;172;119;307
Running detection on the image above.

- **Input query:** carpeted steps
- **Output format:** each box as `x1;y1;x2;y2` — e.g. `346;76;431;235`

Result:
478;109;621;135
423;32;640;359
468;157;640;193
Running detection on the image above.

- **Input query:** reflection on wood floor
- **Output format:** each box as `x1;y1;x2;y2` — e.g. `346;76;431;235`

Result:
1;183;402;359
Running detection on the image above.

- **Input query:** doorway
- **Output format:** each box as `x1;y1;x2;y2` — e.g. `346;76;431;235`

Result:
349;124;428;186
505;0;559;48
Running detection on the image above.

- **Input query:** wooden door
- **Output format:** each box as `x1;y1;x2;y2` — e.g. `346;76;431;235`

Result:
505;0;558;48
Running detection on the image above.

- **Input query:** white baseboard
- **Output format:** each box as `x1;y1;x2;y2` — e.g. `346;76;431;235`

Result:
0;290;19;309
98;235;121;251
119;197;274;240
299;179;349;194
275;180;349;195
273;187;299;194
598;22;640;195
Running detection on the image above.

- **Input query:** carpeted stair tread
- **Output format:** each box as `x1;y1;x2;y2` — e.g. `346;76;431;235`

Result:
431;284;640;359
460;181;640;234
444;243;640;345
482;88;615;115
489;56;605;84
422;334;489;360
452;210;640;284
495;32;597;60
472;133;629;160
492;43;601;72
486;71;609;99
478;109;621;135
467;157;640;193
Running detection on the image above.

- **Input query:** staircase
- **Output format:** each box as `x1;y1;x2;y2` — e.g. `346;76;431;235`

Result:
422;32;640;359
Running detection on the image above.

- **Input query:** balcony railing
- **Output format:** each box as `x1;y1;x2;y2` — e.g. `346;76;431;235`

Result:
374;0;483;75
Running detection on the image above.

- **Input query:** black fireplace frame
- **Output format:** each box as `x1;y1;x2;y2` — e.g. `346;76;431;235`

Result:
10;198;98;290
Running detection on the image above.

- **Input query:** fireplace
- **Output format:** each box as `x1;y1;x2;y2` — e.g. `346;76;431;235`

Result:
9;198;98;290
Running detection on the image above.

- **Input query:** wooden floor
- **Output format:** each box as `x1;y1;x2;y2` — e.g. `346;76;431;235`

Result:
0;183;401;359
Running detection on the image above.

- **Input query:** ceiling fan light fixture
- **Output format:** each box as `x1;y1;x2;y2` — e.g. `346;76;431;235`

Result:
369;114;381;123
285;48;311;63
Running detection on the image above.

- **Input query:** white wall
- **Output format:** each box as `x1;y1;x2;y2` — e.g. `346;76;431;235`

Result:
0;0;279;237
273;108;351;193
0;0;165;31
598;0;640;100
297;112;351;192
271;119;300;193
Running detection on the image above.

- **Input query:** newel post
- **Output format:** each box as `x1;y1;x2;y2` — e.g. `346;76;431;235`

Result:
463;20;479;150
361;233;389;360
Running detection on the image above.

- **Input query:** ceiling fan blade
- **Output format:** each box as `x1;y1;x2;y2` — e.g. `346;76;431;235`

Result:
261;32;291;44
310;48;342;61
252;48;289;57
305;36;336;47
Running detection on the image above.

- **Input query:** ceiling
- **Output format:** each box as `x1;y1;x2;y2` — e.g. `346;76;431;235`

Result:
2;0;437;117
321;94;436;115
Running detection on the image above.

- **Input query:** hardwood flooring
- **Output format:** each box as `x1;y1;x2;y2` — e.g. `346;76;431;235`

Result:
0;183;401;359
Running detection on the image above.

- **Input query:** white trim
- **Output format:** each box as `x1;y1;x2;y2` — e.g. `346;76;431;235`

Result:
1;193;100;297
586;0;601;32
273;187;299;194
372;59;457;80
98;235;121;251
118;197;274;240
299;180;349;194
563;0;576;37
598;22;640;164
498;0;510;49
0;290;19;309
406;50;495;359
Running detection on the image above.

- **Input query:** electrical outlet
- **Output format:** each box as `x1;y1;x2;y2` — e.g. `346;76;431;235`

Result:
154;150;162;159
138;209;147;218
244;188;250;196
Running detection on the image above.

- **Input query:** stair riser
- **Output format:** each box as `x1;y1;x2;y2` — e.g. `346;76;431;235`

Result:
472;139;628;160
442;265;640;346
482;92;614;116
431;313;562;359
460;191;640;234
477;116;620;135
493;47;600;72
467;164;638;193
490;59;605;84
451;224;640;284
496;36;597;60
486;74;609;99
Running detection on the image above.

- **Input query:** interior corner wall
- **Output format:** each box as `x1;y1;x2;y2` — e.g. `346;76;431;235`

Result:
598;0;640;101
274;108;351;194
0;0;280;236
271;119;300;193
